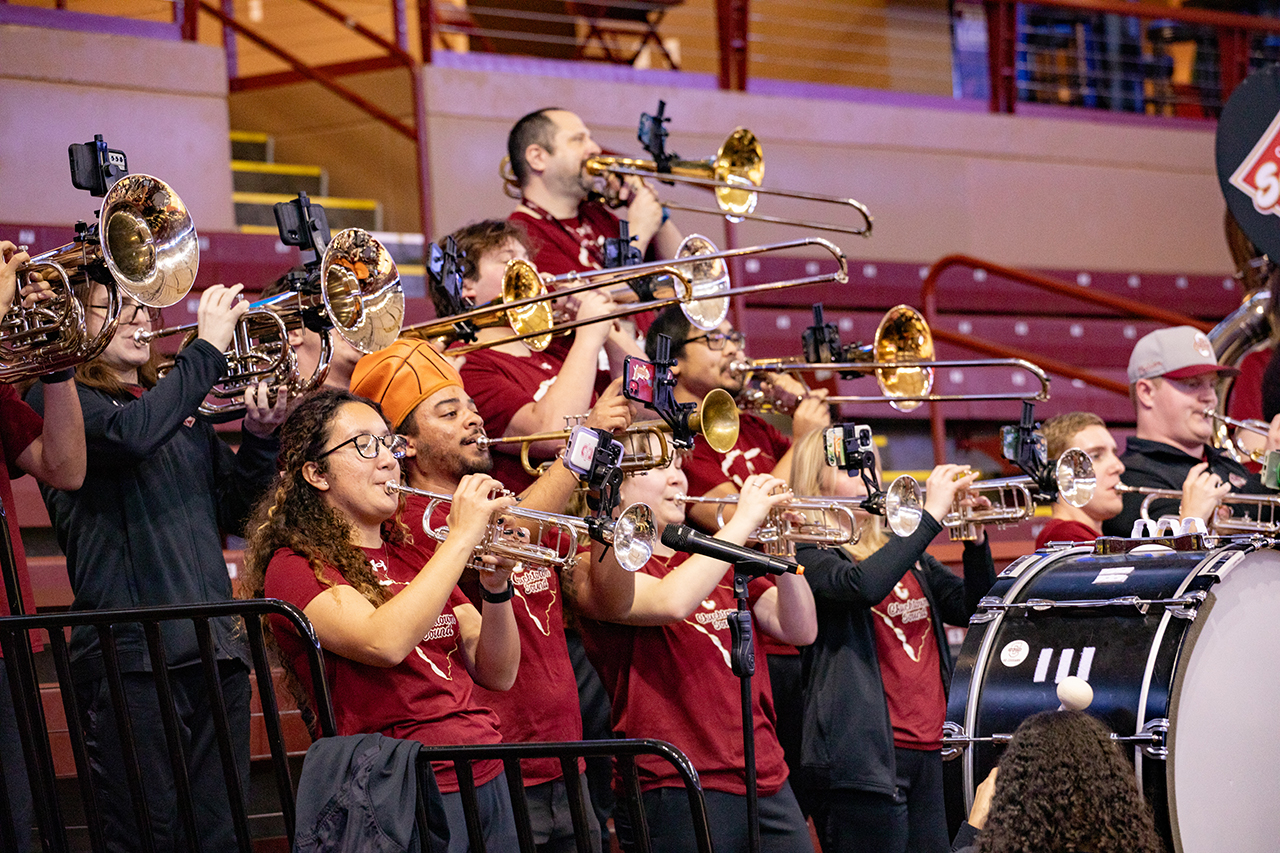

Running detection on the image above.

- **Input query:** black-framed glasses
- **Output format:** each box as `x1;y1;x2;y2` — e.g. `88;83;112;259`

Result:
686;330;744;351
90;302;154;324
315;433;408;461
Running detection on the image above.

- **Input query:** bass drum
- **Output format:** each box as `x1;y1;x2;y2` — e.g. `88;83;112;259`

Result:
942;540;1280;853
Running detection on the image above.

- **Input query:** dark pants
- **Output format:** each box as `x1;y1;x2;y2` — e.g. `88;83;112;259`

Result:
566;630;614;853
0;665;33;852
524;774;601;853
814;748;948;853
619;780;813;853
767;653;813;817
439;773;519;853
75;659;251;853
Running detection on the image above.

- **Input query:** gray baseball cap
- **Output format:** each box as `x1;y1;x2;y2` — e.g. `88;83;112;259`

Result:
1127;326;1239;384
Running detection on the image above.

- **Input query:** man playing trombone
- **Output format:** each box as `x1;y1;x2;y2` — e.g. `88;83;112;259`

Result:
506;108;682;278
351;338;632;853
1103;326;1280;536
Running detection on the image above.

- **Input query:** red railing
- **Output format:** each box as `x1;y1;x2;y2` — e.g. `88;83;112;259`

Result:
918;253;1210;462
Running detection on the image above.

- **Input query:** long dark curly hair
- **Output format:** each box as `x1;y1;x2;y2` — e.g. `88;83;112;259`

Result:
977;710;1165;853
241;388;410;608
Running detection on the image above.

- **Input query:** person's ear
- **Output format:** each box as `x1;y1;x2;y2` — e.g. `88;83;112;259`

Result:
287;327;307;348
302;461;329;491
524;144;549;174
1134;378;1157;410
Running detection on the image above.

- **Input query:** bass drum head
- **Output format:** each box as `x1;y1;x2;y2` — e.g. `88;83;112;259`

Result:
1169;547;1280;853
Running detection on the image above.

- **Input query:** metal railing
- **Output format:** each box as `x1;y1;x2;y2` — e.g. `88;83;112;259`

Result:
918;253;1210;462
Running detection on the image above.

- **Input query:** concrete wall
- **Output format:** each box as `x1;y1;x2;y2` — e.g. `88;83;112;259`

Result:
0;23;235;231
232;59;1228;274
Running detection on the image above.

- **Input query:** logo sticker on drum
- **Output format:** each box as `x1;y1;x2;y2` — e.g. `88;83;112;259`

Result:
1093;566;1134;585
1000;639;1030;667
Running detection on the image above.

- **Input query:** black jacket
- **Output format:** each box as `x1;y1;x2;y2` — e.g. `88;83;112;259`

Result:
27;340;278;676
1102;436;1267;537
795;513;995;795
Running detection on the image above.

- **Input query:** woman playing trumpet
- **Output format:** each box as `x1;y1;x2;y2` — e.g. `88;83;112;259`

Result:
576;457;817;853
242;388;523;849
787;431;996;853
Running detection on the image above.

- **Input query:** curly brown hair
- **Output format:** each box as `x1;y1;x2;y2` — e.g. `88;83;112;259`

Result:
240;387;411;608
977;710;1165;853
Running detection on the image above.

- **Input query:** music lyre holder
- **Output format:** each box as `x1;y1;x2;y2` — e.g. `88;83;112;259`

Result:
647;334;698;448
67;134;130;283
272;192;333;333
429;236;480;345
638;99;676;174
1002;400;1058;500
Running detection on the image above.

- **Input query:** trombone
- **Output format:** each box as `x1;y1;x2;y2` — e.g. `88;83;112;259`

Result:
884;449;1096;541
137;228;404;415
386;481;656;572
1113;483;1280;536
478;389;741;477
732;305;1050;412
0;174;197;382
401;234;849;354
672;492;862;557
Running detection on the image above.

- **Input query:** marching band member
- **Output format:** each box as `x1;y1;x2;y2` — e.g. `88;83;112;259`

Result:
1033;412;1127;547
243;388;521;851
642;304;829;812
351;339;632;853
506;108;681;277
787;430;995;853
577;460;817;853
26;281;286;852
1103;326;1280;536
436;220;642;493
0;240;85;853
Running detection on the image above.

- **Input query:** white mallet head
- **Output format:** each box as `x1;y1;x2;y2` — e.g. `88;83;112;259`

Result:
1057;675;1094;711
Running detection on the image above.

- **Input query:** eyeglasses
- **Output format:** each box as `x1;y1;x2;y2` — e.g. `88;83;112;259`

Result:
316;433;408;461
90;302;154;324
686;330;744;351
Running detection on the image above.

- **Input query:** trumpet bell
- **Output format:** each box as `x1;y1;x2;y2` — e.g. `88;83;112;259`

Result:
675;233;731;331
714;128;764;217
884;474;924;537
1055;447;1096;508
612;503;656;572
321;228;404;354
502;258;554;352
693;388;741;453
875;305;934;413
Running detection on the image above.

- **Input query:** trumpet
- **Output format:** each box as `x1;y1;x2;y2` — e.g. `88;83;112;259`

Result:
478;389;741;477
884;449;1096;541
137;229;404;415
0;174;196;382
402;234;849;354
1202;407;1270;463
1113;482;1280;536
386;481;656;572
732;305;1050;412
672;491;861;556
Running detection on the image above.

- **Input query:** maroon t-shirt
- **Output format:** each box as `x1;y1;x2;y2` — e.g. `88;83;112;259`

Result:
871;569;945;750
1034;517;1100;549
0;384;44;650
578;552;790;796
401;493;585;785
459;347;609;494
264;543;503;793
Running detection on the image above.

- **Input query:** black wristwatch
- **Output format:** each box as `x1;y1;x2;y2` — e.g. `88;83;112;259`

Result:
481;580;514;604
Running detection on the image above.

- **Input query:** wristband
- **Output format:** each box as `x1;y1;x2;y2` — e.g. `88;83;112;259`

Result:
40;367;75;384
660;206;670;226
481;580;514;604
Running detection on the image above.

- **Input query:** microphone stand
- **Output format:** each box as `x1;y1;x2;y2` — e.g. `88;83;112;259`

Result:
728;565;761;853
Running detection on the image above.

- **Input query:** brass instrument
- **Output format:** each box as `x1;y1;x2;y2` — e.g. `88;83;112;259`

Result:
1114;482;1280;536
479;389;740;477
671;491;861;556
585;128;873;237
0;174;197;382
885;449;1096;541
732;305;1050;412
138;229;404;415
1207;288;1271;463
402;235;849;354
1202;407;1270;463
386;481;656;572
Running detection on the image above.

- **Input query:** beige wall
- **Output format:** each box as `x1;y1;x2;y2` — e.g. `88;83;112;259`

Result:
0;23;235;231
232;62;1226;274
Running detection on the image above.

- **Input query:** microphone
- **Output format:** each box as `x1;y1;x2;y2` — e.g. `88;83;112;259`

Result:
660;524;803;576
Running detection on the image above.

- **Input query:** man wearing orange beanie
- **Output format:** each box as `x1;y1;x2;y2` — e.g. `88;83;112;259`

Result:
352;338;630;853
